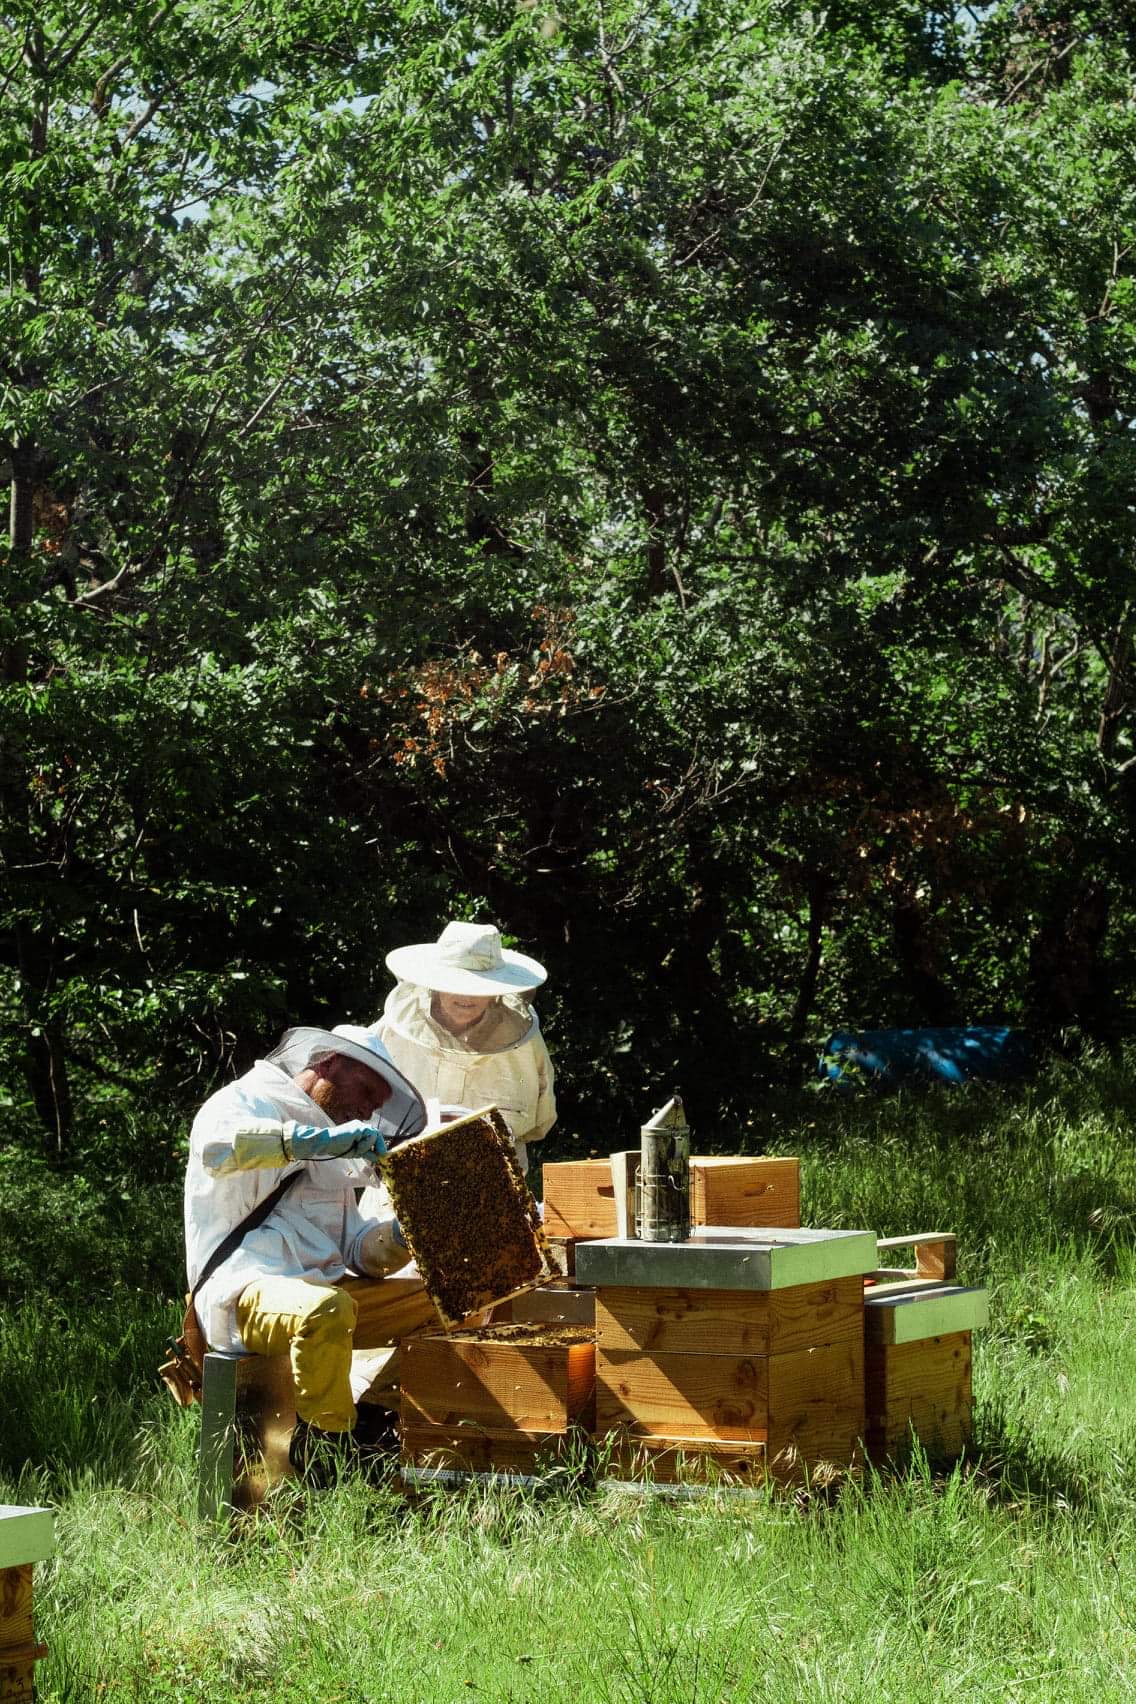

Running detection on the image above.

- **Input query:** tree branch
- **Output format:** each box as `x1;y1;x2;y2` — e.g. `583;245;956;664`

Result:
994;546;1065;610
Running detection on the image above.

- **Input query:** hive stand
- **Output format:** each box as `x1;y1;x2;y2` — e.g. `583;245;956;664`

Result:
1;1505;54;1703
197;1350;297;1521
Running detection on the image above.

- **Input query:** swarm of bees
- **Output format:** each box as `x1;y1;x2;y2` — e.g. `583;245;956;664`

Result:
382;1106;556;1328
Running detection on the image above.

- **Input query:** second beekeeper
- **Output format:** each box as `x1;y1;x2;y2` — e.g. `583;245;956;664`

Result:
372;920;556;1171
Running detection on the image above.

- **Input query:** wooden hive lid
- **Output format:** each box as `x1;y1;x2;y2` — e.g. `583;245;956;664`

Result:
576;1226;878;1291
864;1284;989;1344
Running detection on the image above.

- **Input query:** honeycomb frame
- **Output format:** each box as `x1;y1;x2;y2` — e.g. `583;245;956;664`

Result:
380;1105;556;1328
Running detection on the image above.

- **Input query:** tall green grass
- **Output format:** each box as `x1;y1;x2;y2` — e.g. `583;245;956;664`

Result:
6;1051;1136;1701
26;1461;1136;1701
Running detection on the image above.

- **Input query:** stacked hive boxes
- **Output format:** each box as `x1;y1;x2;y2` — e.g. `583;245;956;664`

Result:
579;1228;877;1486
397;1144;986;1486
400;1158;799;1484
1;1506;53;1704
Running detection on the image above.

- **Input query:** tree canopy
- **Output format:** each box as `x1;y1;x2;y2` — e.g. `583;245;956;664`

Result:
3;0;1135;1152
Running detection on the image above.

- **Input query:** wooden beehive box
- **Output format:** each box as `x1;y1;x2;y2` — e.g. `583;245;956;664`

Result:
582;1229;875;1485
864;1284;988;1463
595;1282;866;1479
491;1284;596;1328
541;1160;618;1239
601;1434;772;1489
400;1323;596;1481
382;1106;555;1327
689;1157;800;1231
1;1506;53;1704
542;1155;801;1241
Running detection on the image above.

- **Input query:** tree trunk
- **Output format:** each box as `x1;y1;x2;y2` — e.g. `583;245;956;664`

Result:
1026;879;1113;1042
6;448;72;1149
22;1021;74;1159
1097;605;1132;761
892;896;960;1025
644;485;667;598
787;875;829;1045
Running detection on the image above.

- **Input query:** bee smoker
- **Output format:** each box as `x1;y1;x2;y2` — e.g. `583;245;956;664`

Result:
634;1093;690;1242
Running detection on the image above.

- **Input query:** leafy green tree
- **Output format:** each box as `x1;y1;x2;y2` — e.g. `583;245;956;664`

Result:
4;0;1136;1153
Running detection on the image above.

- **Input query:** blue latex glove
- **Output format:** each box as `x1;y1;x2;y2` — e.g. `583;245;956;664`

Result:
283;1119;387;1161
391;1218;407;1249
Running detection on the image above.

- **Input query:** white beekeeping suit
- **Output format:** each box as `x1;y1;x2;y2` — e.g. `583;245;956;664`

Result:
375;983;556;1170
184;1029;418;1354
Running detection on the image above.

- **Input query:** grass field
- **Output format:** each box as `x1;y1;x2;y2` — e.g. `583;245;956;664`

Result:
5;1052;1136;1701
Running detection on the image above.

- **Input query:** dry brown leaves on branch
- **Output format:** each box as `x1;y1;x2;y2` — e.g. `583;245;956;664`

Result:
364;606;604;777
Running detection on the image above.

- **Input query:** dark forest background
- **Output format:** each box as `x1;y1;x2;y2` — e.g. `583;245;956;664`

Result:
3;0;1136;1169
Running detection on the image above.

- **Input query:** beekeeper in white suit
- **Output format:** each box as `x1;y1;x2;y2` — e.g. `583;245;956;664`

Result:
184;1023;434;1471
372;921;556;1172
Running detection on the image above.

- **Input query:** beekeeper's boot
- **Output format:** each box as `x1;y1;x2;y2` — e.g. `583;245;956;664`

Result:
288;1410;399;1487
288;1419;356;1488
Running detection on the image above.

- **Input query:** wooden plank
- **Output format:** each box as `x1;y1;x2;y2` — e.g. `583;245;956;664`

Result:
864;1275;950;1299
0;1655;39;1703
690;1157;800;1230
597;1346;767;1440
496;1286;596;1328
766;1338;864;1469
865;1331;972;1461
545;1237;576;1278
0;1567;32;1651
400;1424;578;1476
595;1277;862;1357
542;1161;618;1238
400;1335;596;1431
596;1339;864;1458
230;1351;297;1503
0;1565;37;1704
341;1275;439;1349
875;1234;958;1282
610;1151;638;1238
602;1433;770;1487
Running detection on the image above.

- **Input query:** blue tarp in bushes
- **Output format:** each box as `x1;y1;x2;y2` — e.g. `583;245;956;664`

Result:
819;1026;1034;1087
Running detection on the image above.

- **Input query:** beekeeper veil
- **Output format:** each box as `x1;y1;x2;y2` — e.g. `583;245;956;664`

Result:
266;1024;427;1146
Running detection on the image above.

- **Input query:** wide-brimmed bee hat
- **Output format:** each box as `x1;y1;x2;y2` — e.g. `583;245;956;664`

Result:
385;921;547;997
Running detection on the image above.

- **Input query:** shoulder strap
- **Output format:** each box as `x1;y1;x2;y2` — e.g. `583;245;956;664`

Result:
190;1167;303;1302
